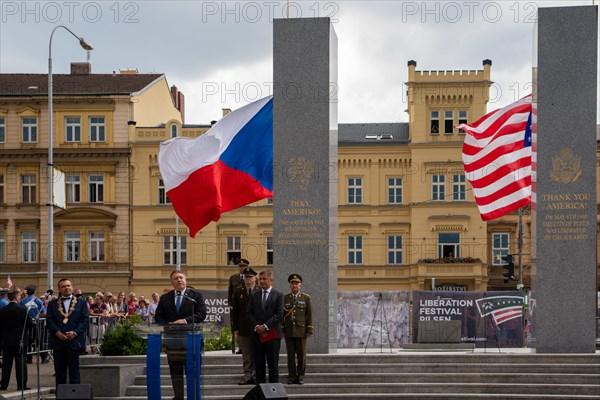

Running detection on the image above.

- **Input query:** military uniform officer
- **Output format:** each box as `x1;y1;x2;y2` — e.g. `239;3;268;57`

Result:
228;258;249;354
283;274;313;385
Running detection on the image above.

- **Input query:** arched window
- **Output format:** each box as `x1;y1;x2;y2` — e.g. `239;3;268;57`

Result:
171;124;178;138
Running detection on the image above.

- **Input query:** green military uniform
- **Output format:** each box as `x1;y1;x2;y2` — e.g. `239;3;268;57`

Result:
283;274;313;384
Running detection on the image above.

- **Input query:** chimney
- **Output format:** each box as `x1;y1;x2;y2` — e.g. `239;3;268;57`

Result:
170;85;185;124
71;62;91;75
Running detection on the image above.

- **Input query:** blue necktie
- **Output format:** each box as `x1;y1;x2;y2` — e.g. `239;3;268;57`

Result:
175;292;182;313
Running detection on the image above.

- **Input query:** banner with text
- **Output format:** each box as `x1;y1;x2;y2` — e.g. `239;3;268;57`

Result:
412;290;525;347
202;290;230;327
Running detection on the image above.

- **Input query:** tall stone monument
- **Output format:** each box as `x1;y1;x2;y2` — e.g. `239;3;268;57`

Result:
532;5;597;353
273;18;338;353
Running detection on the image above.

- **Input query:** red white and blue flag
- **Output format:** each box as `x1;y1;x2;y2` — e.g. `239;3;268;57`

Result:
475;295;524;326
158;96;273;238
458;96;533;221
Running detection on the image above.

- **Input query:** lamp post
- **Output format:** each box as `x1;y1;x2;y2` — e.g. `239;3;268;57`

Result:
47;26;93;293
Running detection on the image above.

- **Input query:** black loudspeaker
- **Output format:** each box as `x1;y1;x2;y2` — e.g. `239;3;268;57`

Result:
242;383;288;399
56;384;93;400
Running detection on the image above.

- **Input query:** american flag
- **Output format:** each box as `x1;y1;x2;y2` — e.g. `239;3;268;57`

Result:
458;96;533;221
476;295;524;326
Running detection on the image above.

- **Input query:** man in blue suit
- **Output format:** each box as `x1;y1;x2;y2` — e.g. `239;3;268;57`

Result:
247;270;284;384
155;270;207;400
46;278;89;389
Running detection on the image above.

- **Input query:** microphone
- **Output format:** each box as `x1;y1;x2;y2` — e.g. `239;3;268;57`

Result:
183;292;197;303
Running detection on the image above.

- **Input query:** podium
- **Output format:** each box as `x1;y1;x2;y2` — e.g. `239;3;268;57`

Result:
144;324;204;400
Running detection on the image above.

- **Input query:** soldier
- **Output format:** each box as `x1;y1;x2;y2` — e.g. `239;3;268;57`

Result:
228;258;249;354
283;274;313;385
231;267;260;384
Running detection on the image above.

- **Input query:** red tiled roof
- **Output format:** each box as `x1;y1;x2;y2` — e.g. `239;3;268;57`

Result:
0;73;164;96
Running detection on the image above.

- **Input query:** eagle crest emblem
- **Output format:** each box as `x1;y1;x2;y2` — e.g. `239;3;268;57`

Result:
286;157;314;191
550;148;582;184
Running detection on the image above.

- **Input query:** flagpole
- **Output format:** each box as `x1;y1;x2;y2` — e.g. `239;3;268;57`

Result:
176;216;181;271
517;208;524;290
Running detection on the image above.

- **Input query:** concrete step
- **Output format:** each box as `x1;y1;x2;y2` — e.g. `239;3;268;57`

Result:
125;382;600;397
134;372;600;386
147;362;600;375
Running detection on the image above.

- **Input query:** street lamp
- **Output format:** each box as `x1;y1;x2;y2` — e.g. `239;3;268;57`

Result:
47;26;93;293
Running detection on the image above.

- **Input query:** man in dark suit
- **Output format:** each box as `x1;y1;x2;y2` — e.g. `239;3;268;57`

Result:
0;290;32;390
231;267;260;384
155;270;207;400
247;270;284;384
228;258;248;354
45;278;89;390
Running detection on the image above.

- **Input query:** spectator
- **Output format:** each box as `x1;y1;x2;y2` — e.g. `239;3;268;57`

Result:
0;288;9;308
85;296;94;309
136;300;150;322
127;292;138;316
114;292;128;318
73;288;83;299
20;285;45;364
90;293;108;317
148;293;159;323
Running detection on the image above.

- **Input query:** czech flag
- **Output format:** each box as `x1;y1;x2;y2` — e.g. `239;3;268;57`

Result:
158;96;273;238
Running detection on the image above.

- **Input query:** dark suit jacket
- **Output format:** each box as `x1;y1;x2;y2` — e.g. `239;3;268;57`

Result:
231;285;260;336
0;302;32;347
155;288;207;325
247;287;284;339
46;296;89;351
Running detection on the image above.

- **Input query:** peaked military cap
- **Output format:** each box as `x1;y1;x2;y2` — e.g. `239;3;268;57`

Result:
243;267;257;276
288;274;302;283
238;258;250;267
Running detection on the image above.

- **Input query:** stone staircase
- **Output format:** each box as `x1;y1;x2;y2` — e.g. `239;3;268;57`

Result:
91;351;600;399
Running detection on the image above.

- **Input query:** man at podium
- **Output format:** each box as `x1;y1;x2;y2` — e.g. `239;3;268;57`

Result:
155;270;207;399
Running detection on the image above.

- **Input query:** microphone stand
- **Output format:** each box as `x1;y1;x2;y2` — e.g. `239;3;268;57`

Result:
19;305;32;400
183;292;198;400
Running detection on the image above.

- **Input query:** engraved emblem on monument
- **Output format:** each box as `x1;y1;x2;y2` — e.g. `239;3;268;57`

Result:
550;148;582;184
286;157;315;191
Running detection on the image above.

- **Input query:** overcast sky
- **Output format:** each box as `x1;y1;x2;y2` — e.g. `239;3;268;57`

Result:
0;0;595;124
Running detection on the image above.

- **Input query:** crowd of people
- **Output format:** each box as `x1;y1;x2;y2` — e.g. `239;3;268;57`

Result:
0;259;315;398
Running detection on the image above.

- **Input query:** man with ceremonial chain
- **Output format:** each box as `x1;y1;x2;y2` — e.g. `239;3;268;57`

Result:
46;278;89;390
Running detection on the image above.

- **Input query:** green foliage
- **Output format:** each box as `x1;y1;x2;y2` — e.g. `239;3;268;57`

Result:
204;325;232;352
100;318;147;356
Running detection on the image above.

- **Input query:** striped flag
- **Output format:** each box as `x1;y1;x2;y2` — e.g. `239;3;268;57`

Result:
475;295;524;326
458;96;533;221
159;96;273;238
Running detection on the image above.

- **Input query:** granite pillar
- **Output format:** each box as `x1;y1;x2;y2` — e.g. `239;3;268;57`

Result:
533;5;597;353
273;18;338;353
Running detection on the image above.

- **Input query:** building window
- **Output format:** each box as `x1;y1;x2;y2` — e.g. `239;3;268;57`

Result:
158;179;171;204
387;235;403;265
64;232;81;262
0;232;4;263
492;233;510;265
266;236;273;265
89;116;106;142
89;232;105;262
226;236;241;265
452;174;466;201
88;175;104;203
348;235;363;265
444;110;454;134
65;117;81;142
0;175;3;204
432;174;445;201
171;124;178;138
0;117;5;143
21;232;37;262
22;117;37;143
458;110;468;134
21;175;36;203
66;175;80;203
438;233;460;258
388;177;403;204
430;111;439;134
266;197;273;206
347;177;362;204
164;236;186;265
